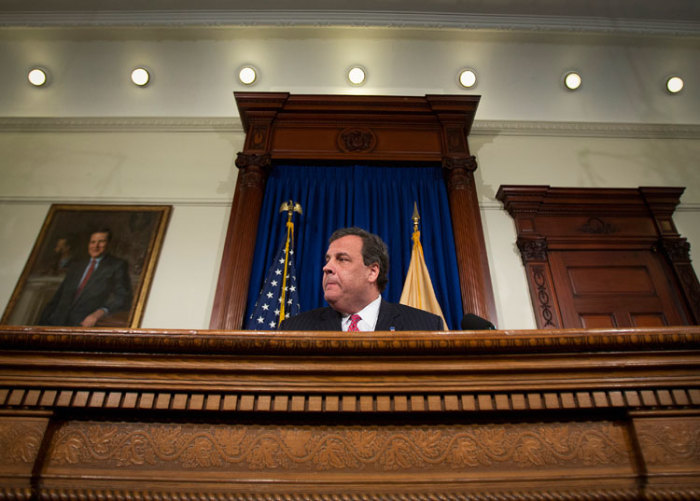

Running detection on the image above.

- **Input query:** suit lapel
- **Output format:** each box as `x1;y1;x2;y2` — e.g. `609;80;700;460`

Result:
319;307;343;330
79;255;111;295
375;300;401;331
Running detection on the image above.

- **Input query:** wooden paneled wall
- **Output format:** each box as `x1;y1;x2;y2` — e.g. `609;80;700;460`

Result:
497;186;700;328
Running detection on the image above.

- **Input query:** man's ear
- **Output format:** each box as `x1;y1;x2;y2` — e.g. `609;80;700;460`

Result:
367;262;380;283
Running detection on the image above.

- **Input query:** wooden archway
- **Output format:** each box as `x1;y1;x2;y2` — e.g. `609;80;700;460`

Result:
210;92;496;329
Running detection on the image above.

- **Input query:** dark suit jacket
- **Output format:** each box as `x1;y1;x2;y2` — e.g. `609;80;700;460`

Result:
39;254;133;326
279;300;444;331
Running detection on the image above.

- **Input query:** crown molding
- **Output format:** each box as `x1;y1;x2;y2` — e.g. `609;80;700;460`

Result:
0;116;242;133
1;116;699;139
0;195;232;207
481;199;699;213
471;120;700;139
0;10;698;36
2;197;697;214
1;194;698;215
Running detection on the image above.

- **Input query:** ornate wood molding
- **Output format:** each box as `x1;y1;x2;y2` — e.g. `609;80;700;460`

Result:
1;325;698;355
497;185;699;327
337;128;377;153
0;326;699;499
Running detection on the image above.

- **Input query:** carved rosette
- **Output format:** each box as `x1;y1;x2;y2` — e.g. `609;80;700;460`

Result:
578;217;618;235
337;128;377;153
517;236;548;263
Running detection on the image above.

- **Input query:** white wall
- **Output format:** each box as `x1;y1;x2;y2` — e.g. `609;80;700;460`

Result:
0;25;698;329
0;129;243;329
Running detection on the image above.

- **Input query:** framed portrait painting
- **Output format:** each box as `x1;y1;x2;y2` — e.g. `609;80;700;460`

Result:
1;204;171;328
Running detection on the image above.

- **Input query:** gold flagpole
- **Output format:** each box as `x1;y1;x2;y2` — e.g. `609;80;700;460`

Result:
400;201;449;330
278;200;302;326
410;202;423;307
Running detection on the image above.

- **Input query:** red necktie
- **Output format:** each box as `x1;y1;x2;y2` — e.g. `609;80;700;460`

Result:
347;314;362;332
76;259;96;297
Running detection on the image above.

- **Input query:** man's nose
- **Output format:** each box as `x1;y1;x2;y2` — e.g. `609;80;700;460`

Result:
323;261;334;274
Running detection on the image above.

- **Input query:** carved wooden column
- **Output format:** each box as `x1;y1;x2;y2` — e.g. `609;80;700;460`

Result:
658;237;700;322
516;235;563;328
444;157;497;322
209;156;269;330
428;95;496;323
210;93;288;329
641;187;700;323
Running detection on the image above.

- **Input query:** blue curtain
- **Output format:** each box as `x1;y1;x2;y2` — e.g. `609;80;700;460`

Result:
244;164;464;329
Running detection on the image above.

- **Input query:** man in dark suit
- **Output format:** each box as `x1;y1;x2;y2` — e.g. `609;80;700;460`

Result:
279;227;443;331
39;229;132;327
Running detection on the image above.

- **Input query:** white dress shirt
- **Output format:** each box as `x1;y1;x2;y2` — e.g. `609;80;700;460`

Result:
341;295;381;331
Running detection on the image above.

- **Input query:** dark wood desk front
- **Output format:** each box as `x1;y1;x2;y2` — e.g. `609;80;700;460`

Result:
0;326;698;500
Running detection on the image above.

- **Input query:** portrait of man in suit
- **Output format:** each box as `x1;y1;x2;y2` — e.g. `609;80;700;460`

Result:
279;227;443;331
38;228;133;327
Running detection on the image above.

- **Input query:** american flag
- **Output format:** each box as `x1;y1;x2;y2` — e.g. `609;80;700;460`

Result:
245;241;301;330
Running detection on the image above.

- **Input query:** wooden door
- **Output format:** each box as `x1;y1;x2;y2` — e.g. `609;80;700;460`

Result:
549;250;687;328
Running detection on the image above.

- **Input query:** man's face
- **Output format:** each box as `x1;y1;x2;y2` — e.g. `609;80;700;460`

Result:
322;235;379;315
87;232;109;259
54;238;69;253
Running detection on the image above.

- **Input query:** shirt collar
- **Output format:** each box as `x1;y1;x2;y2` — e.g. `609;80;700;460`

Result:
342;295;381;331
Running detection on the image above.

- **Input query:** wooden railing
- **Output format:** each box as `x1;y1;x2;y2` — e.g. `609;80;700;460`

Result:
1;325;698;500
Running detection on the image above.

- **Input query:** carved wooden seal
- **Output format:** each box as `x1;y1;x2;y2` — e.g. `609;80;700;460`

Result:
337;127;377;153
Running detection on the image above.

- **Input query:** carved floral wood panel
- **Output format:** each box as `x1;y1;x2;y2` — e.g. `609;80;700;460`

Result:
0;416;49;495
634;416;700;470
45;420;632;478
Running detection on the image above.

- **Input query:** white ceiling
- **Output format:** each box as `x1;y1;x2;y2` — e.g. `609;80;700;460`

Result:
1;0;699;34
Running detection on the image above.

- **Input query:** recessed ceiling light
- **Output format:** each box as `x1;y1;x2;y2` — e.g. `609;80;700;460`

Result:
238;65;257;85
458;69;477;88
563;71;582;91
130;67;150;87
666;76;684;94
347;65;366;86
27;67;48;87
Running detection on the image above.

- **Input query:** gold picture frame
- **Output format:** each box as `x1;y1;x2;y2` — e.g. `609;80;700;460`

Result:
1;204;171;328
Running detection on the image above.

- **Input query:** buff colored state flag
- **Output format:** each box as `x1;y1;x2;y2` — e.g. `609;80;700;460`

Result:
399;229;448;330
